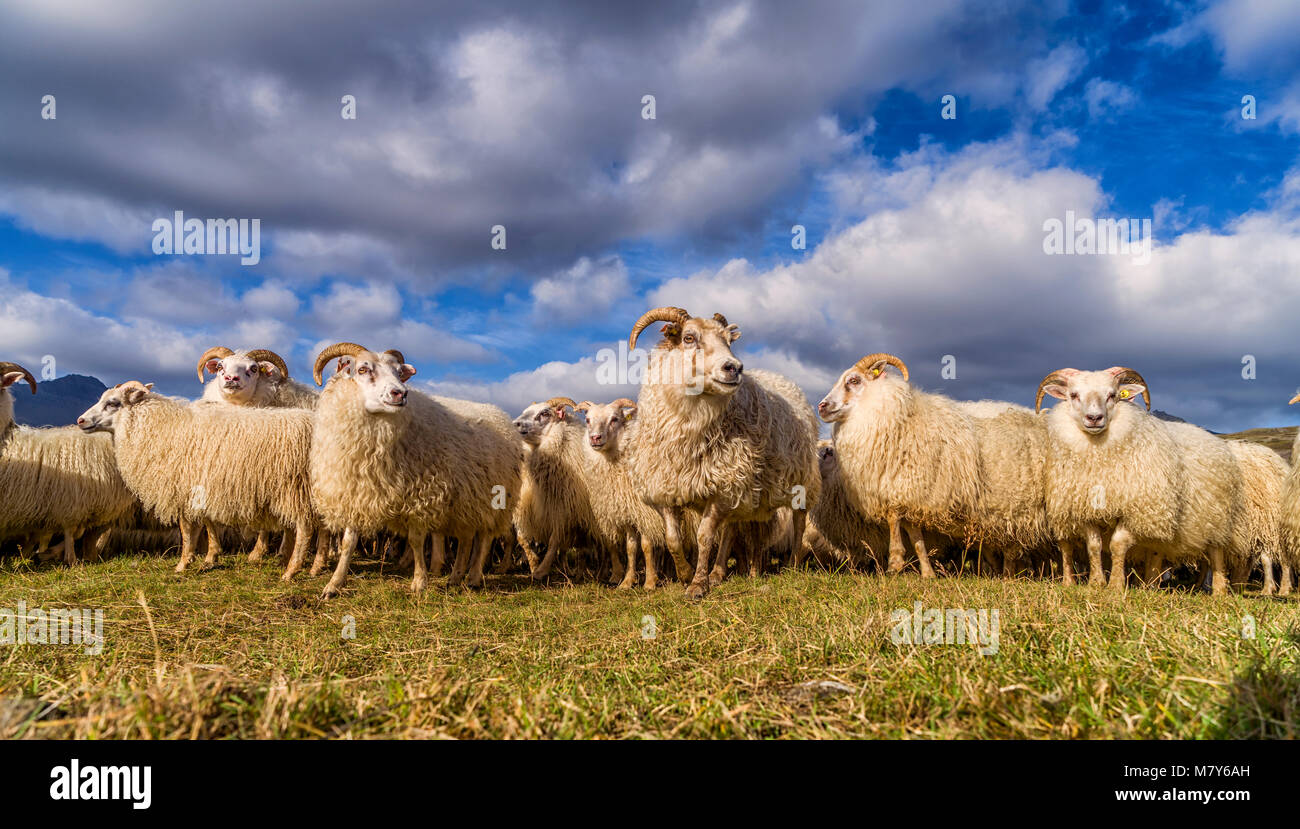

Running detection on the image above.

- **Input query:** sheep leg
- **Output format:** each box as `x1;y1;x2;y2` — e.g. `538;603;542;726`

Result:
248;531;269;563
1085;526;1105;586
62;525;80;566
201;521;224;569
282;521;313;581
1229;558;1250;588
1260;552;1276;596
902;521;935;579
709;524;734;586
1108;528;1133;591
886;511;906;575
1280;564;1294;596
1143;550;1166;586
276;532;293;566
429;534;446;578
309;530;332;576
662;508;692;582
467;535;493;588
641;534;659;590
408;529;429;592
450;535;475;585
686;503;726;601
618;531;638;589
320;528;358;599
176;519;200;572
530;530;561;580
790;509;807;571
1209;547;1230;596
398;539;415;571
520;534;541;574
1060;539;1076;586
608;535;627;585
492;537;515;575
1001;550;1015;579
82;526;109;563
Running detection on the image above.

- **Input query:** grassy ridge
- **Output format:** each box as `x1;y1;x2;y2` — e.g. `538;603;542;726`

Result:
1;553;1297;739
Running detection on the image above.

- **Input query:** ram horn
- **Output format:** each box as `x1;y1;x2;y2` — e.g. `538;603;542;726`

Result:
384;349;406;365
313;343;367;386
628;306;690;350
0;361;37;395
610;397;637;410
574;401;594;413
1035;368;1079;413
712;313;729;326
543;396;578;412
1107;366;1151;410
852;353;909;383
245;349;289;380
196;346;234;383
1289;392;1300;405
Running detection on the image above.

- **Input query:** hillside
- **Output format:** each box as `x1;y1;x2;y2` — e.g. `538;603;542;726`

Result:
1221;426;1299;462
10;374;107;427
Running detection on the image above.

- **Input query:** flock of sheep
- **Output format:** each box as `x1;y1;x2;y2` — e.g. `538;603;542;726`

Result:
2;304;1299;600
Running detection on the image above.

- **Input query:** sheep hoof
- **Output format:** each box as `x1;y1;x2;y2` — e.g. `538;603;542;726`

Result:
320;585;341;600
410;577;428;593
684;583;708;601
643;580;658;591
616;579;635;590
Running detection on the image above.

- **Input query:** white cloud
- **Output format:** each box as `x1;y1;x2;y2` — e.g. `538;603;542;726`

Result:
1083;78;1139;119
531;256;629;323
1025;43;1088;111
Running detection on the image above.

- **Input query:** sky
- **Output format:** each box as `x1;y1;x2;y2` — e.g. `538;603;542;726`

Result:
1;0;1299;432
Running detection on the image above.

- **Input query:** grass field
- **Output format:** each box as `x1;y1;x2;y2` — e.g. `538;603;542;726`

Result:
2;552;1298;739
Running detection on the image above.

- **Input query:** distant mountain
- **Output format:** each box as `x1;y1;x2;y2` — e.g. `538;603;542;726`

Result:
11;374;107;428
1151;409;1187;424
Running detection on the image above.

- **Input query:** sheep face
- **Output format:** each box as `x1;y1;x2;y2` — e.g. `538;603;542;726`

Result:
204;353;281;405
817;355;909;423
817;443;836;478
654;316;744;397
513;401;569;446
579;400;636;452
1040;369;1147;436
332;351;414;414
77;382;154;433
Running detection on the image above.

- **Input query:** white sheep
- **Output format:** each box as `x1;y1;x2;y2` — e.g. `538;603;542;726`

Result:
77;381;317;578
1226;439;1290;594
626;307;821;600
1;362;134;564
310;344;523;597
576;398;667;588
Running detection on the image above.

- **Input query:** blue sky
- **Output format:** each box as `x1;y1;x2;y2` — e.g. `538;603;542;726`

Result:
2;0;1300;431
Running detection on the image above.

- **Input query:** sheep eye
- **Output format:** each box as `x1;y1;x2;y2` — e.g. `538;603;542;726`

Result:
849;376;860;386
1070;393;1078;400
357;366;368;375
1108;393;1116;401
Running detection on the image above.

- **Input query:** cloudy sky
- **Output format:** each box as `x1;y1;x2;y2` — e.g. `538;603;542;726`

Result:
1;0;1299;431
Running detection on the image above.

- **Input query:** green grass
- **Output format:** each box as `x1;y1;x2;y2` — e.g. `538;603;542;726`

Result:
0;554;1297;739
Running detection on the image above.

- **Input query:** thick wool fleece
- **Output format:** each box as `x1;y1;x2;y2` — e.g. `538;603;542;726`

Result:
0;424;134;538
312;380;522;540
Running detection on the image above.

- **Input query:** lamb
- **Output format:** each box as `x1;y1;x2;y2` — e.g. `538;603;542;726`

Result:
309;343;523;597
0;362;134;564
802;441;890;570
575;398;667;588
626;306;821;600
512;397;600;581
1036;367;1240;593
1226;440;1291;595
818;353;981;579
194;345;325;568
77;381;317;578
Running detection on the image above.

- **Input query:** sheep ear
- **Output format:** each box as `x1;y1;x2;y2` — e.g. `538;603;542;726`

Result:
661;323;681;341
621;405;638;420
1118;384;1146;403
554;406;567;421
398;364;417;382
204;359;222;377
1042;384;1069;401
726;324;741;343
1;372;22;389
337;356;354;375
257;361;282;380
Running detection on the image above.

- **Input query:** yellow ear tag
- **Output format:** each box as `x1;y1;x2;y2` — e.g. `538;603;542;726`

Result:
1119;390;1131;399
872;369;881;377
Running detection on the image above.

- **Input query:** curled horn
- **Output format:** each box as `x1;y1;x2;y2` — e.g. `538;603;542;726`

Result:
384;349;406;364
1107;366;1151;410
313;342;367;386
1035;369;1078;413
196;346;233;382
575;400;594;413
852;353;909;382
0;361;37;395
628;306;690;350
245;349;289;380
543;396;578;412
1289;392;1300;406
610;397;637;410
712;313;728;326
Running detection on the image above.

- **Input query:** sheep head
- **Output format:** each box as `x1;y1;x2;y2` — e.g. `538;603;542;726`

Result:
576;397;637;452
817;353;910;423
628;306;744;397
77;381;155;433
198;346;291;405
1036;366;1150;435
513;396;577;446
313;343;414;414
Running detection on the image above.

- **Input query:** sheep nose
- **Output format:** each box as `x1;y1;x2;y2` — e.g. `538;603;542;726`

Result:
722;359;743;376
388;388;407;403
1085;413;1104;426
76;417;85;426
817;400;829;413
